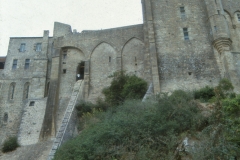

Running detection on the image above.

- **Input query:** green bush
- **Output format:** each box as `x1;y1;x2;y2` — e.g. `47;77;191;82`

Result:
194;86;215;101
2;137;19;153
102;71;147;106
54;92;206;160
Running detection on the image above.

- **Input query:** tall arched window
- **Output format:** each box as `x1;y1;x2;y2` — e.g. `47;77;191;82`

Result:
23;82;30;100
9;82;16;100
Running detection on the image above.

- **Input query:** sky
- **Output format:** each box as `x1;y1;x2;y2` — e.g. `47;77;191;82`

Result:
0;0;143;56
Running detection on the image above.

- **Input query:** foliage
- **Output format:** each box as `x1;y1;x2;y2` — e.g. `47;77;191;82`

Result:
216;78;235;99
54;91;206;160
2;137;19;153
193;86;215;102
75;99;109;117
102;71;147;106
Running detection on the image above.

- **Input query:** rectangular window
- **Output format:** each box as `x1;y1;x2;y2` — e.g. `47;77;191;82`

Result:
36;43;42;51
237;14;240;21
24;59;30;69
183;28;189;40
214;26;218;32
63;54;67;60
20;43;26;52
180;7;186;19
63;69;66;74
12;59;18;70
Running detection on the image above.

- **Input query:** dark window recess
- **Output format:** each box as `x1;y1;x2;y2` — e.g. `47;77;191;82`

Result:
20;43;26;52
237;14;240;21
12;59;18;70
214;26;218;32
76;62;85;80
36;43;42;51
29;101;35;106
3;113;8;122
63;53;67;60
188;72;192;75
109;56;111;62
9;83;16;100
24;59;30;69
180;7;186;19
135;57;137;66
183;28;189;40
0;62;4;69
62;62;66;64
63;69;67;74
23;82;30;100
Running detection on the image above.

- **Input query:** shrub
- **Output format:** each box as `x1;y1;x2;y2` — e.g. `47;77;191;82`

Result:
102;71;147;106
2;137;19;153
194;86;215;101
54;92;206;160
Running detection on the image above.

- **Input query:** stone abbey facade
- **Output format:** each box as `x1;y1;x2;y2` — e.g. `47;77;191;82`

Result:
0;0;240;148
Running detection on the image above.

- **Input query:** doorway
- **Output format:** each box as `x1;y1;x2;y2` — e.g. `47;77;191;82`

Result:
76;61;85;81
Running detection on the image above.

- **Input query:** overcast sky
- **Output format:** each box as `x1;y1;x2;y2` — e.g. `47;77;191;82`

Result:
0;0;143;56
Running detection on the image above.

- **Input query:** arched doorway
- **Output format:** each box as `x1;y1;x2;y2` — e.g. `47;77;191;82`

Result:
76;61;85;81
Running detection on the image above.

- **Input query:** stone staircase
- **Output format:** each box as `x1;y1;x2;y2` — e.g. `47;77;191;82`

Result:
48;80;83;160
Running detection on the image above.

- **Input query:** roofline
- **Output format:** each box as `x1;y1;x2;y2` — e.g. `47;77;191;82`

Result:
10;37;53;39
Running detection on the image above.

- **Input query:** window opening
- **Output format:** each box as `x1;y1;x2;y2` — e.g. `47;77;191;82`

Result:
29;101;35;106
0;62;4;69
36;43;42;51
217;10;220;15
215;0;217;4
135;57;137;66
23;82;30;100
76;62;85;81
20;43;26;52
237;14;240;21
63;69;66;74
180;7;186;19
109;56;111;62
9;83;16;100
12;59;18;70
214;26;218;32
188;72;192;75
24;59;30;69
3;113;8;122
183;28;189;40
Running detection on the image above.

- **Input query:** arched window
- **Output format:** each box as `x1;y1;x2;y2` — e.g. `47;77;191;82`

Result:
9;82;16;100
23;82;30;100
3;113;8;123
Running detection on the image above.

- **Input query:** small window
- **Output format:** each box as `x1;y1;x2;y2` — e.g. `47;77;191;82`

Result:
180;7;186;19
29;101;35;106
183;28;189;40
9;82;16;100
217;10;220;15
237;14;240;22
36;43;42;51
20;43;26;52
135;57;137;66
63;69;66;74
12;59;18;70
63;54;67;60
214;26;218;32
24;59;30;69
23;82;30;100
109;56;111;62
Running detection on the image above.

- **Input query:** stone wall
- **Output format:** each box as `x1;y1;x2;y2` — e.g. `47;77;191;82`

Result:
18;99;47;146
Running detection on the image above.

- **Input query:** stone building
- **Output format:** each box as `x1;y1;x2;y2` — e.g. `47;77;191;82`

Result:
0;0;240;150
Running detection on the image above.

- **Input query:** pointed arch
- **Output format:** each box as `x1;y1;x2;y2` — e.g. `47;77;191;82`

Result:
89;41;116;59
89;42;118;101
122;37;145;78
121;37;144;54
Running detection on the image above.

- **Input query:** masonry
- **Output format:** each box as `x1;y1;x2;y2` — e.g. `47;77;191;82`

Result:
0;0;239;153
